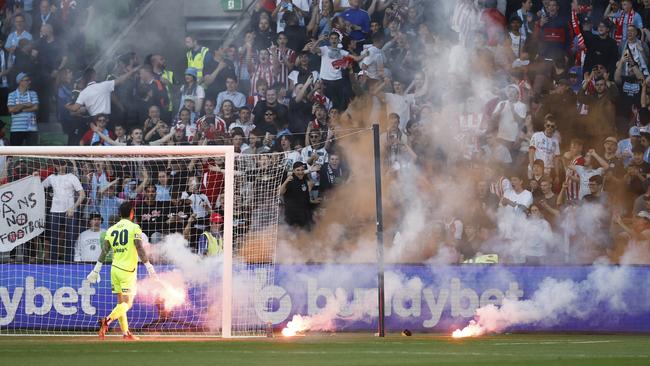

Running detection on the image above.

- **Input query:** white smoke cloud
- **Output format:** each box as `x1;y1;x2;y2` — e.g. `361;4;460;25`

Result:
453;265;640;337
149;233;223;284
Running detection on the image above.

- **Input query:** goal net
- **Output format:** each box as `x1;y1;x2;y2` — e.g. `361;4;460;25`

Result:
0;146;284;337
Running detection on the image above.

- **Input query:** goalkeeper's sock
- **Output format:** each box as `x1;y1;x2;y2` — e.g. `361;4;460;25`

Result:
118;314;129;335
107;303;129;324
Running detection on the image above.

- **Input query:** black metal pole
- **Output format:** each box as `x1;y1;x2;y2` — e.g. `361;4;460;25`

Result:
373;123;385;337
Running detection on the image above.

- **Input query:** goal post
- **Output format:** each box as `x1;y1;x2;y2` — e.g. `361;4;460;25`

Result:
0;145;282;337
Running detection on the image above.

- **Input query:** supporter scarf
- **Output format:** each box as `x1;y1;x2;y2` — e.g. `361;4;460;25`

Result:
571;10;586;66
312;91;327;106
326;163;337;185
625;40;650;76
331;55;355;70
615;11;635;45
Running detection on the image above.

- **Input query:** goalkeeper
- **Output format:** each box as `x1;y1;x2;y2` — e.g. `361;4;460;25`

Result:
86;201;158;340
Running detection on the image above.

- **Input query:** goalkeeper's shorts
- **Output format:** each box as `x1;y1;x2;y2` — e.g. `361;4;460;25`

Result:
111;266;137;295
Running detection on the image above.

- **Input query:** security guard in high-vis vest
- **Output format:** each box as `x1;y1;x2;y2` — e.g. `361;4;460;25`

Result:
161;69;174;113
199;213;224;256
185;35;209;80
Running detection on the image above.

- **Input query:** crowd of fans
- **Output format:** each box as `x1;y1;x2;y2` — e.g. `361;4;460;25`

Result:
2;0;650;265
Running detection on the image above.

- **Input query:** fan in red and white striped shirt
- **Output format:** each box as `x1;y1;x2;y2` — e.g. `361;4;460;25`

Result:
451;0;480;45
272;33;297;89
562;139;586;202
248;49;277;97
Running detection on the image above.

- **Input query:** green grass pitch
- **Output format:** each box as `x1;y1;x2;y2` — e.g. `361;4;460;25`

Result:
1;334;648;366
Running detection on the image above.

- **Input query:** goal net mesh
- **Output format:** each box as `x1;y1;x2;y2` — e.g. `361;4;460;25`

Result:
0;152;285;336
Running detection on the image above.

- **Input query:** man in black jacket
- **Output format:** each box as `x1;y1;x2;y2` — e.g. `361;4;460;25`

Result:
279;162;313;229
583;19;619;77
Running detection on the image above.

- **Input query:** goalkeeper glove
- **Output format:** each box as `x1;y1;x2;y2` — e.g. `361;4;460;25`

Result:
144;262;159;280
86;262;102;284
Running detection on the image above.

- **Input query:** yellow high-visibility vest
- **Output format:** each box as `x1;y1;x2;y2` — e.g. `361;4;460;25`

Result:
186;47;209;79
161;70;174;112
202;232;223;256
462;254;499;264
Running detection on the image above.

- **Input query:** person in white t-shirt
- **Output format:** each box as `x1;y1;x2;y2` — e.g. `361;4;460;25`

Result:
65;67;140;116
500;175;533;212
529;116;561;178
74;212;102;262
310;32;363;110
493;84;527;147
569;149;609;199
384;79;416;133
360;32;385;81
42;160;86;262
181;176;212;232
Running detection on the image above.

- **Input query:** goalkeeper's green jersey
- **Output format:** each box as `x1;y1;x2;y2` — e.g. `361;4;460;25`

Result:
99;231;113;263
106;219;142;272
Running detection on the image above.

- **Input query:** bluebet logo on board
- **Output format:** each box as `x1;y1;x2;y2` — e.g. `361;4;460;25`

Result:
0;277;96;326
254;270;524;327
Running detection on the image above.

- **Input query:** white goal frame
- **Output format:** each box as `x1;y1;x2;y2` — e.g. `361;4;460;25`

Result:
1;145;236;338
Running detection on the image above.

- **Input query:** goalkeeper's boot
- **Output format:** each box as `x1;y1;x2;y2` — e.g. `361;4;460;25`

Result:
98;317;109;340
123;332;140;341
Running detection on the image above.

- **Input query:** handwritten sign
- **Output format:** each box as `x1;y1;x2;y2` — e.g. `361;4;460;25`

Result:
0;176;45;252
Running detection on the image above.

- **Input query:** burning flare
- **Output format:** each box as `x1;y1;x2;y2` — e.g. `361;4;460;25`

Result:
138;271;188;310
281;315;311;337
451;320;486;338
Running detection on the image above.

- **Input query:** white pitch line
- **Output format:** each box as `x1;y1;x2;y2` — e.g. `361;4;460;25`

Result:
493;340;621;346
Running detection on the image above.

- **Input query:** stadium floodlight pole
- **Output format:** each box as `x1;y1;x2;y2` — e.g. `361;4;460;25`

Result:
1;145;235;338
372;123;386;338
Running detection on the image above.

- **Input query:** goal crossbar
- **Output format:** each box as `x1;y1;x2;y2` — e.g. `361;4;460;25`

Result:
0;145;234;156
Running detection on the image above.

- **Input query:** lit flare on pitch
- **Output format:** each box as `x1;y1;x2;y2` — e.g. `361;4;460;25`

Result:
138;271;188;310
281;315;311;337
451;320;486;338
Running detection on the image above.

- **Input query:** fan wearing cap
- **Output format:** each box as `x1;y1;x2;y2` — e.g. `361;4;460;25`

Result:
614;210;650;242
178;67;205;114
7;72;39;145
195;212;224;256
74;212;103;262
279;162;314;228
618;126;641;166
602;136;625;178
